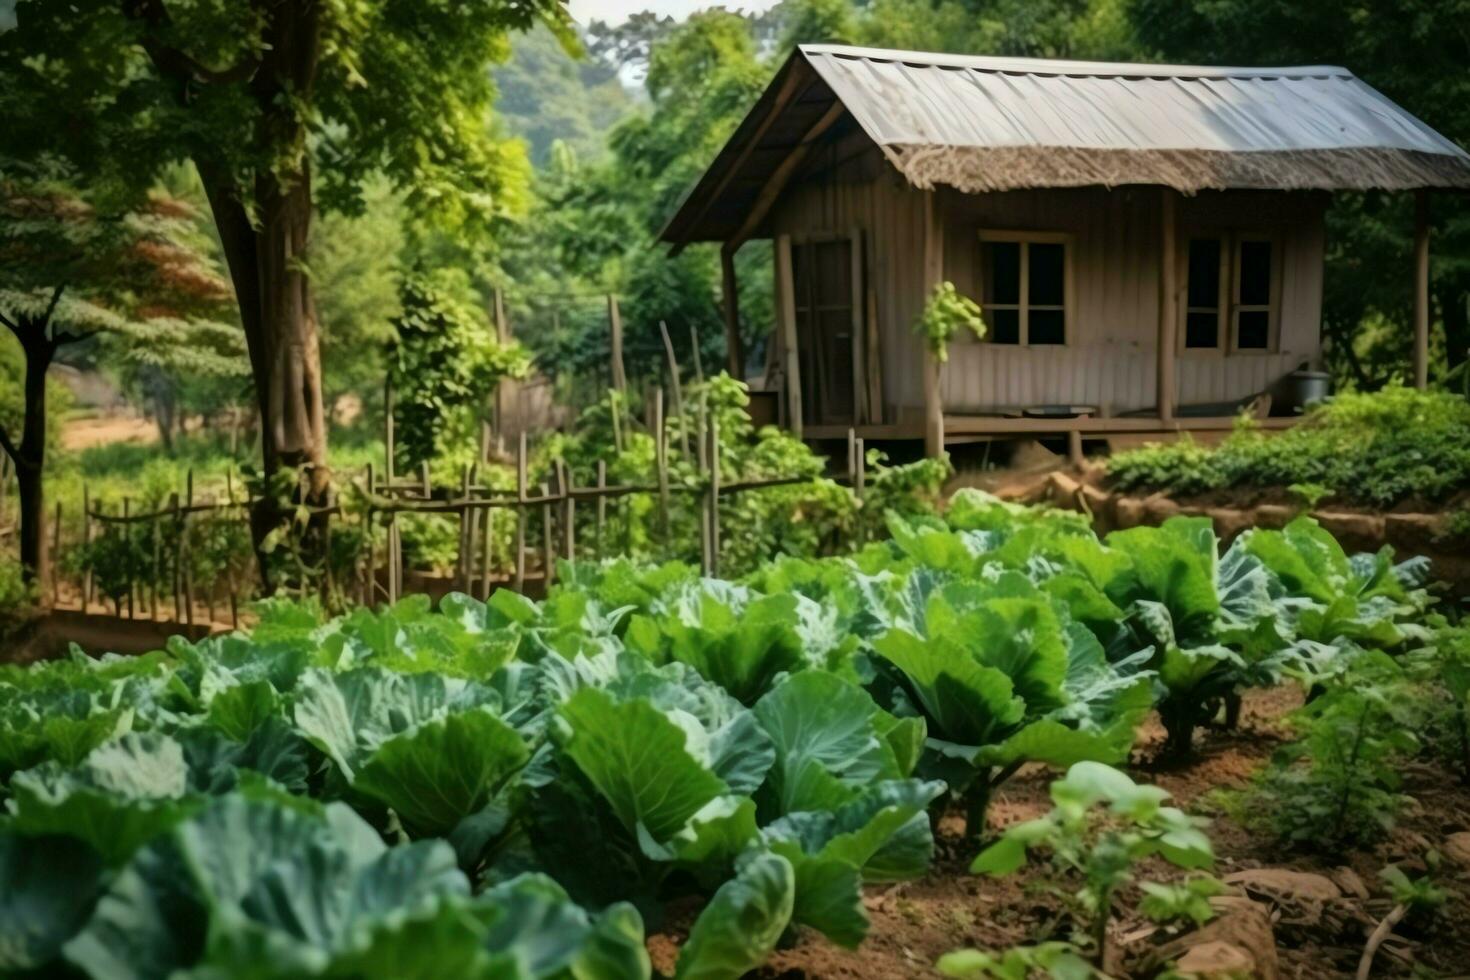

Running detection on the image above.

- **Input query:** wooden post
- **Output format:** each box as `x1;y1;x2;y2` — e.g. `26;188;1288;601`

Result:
922;190;945;458
50;500;61;605
854;435;867;545
653;389;671;554
707;414;721;577
1413;189;1431;390
594;459;606;560
690;324;705;385
1157;187;1178;423
170;494;183;620
479;494;493;601
608;295;627;395
183;470;195;627
364;463;376;606
557;459;574;562
720;246;743;378
776;233;803;437
149;508;162;620
540;481;554;588
123;497;134;620
457;465;472;592
659;319;689;456
514;432;527;594
81;484;93;610
696;397;711;572
493;287;510;452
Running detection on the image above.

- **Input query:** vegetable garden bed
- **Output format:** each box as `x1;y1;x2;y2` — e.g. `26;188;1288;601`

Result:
2;490;1465;978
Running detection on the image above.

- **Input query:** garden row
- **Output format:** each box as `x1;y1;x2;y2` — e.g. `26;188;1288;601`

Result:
1;490;1462;978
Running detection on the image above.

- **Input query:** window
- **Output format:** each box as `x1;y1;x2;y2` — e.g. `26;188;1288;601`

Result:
979;233;1070;345
1180;234;1277;352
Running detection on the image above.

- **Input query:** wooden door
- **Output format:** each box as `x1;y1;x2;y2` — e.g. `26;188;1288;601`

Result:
793;237;858;426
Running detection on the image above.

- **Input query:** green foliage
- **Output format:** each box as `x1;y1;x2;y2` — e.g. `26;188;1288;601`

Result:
1408;618;1470;783
1109;387;1470;507
389;270;530;472
938;943;1101;980
916;281;986;362
0;558;37;640
1237;652;1422;849
969;762;1215;962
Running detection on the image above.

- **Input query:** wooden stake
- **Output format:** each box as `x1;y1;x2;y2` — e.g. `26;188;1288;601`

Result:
594;460;607;560
708;414;721;577
50;500;62;606
690;324;705;385
457;464;472;591
540;481;554;588
654;389;671;556
659;319;689;455
558;459;574;562
608;294;627;395
123;497;134;620
479;492;493;600
514;432;527;594
183;470;195;627
82;484;93;610
170;493;183;621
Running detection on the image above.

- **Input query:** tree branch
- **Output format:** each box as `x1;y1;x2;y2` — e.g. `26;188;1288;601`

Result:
122;0;261;86
0;309;18;336
0;423;16;463
40;283;65;330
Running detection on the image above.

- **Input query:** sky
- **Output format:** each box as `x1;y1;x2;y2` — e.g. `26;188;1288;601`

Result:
568;0;780;25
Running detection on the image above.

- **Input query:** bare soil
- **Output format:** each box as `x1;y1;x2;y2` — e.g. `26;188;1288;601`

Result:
649;686;1470;979
60;413;160;452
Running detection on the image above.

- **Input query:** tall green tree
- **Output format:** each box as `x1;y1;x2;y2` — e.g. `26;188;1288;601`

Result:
0;167;234;583
0;0;568;547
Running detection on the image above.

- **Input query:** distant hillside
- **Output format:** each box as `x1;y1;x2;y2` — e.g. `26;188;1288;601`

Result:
494;25;636;165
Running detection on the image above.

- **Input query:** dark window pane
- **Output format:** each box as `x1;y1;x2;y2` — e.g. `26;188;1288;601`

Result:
988;308;1020;344
1186;239;1221;308
1185;312;1219;349
1029;243;1065;306
1237;311;1270;349
985;242;1021;305
1239;241;1272;305
1029;309;1066;345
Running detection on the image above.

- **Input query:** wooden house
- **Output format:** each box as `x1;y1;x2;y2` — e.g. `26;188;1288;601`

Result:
661;46;1470;456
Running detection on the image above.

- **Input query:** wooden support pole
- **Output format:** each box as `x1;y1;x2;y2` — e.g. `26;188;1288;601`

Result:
1157;187;1178;423
479;494;493;600
707;414;721;577
697;397;711;572
922;189;945;458
123;497;134;620
1413;189;1431;390
149;509;161;620
183;470;195;627
720;246;743;379
659;319;689;456
514;432;527;594
558;459;575;562
50;500;61;605
594;460;607;560
493;287;510;452
82;484;93;610
690;324;705;385
654;389;671;554
608;295;627;395
854;436;867;545
170;494;183;620
364;464;376;606
457;465;472;592
776;233;803;438
540;481;554;588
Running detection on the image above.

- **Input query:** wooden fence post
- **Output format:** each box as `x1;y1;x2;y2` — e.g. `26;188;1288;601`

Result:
540;481;554;588
170;493;183;621
653;389;670;556
457;464;472;591
183;470;195;627
595;460;606;561
659;319;689;456
558;459;574;562
708;414;721;577
690;324;705;385
82;484;93;610
123;497;134;620
50;500;61;606
514;432;527;594
608;295;627;395
479;494;493;600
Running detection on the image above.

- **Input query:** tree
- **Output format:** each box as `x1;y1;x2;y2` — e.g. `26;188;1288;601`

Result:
0;167;234;583
0;0;567;550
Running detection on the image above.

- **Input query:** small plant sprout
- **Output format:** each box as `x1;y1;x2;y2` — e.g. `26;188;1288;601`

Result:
938;942;1103;980
1356;860;1447;980
967;762;1214;966
915;281;985;362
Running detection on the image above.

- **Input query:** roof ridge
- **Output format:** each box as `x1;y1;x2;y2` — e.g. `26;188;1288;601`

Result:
797;44;1353;80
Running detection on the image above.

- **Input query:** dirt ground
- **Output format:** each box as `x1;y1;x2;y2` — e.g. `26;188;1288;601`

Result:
649;686;1470;979
60;413;160;452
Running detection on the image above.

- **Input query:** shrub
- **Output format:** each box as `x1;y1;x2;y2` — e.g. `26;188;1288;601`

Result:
1108;386;1470;507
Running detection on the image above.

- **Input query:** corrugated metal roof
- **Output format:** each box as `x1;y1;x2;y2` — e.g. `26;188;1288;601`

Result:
800;45;1470;193
661;46;1470;244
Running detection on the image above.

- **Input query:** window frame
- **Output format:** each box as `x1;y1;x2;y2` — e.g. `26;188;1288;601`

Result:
975;230;1074;348
1176;230;1282;356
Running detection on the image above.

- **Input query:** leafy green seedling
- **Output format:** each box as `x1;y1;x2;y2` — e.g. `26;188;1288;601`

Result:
938;942;1102;979
969;762;1214;965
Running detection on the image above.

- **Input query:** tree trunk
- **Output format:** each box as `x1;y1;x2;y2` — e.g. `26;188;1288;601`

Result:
190;0;329;573
9;331;54;585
